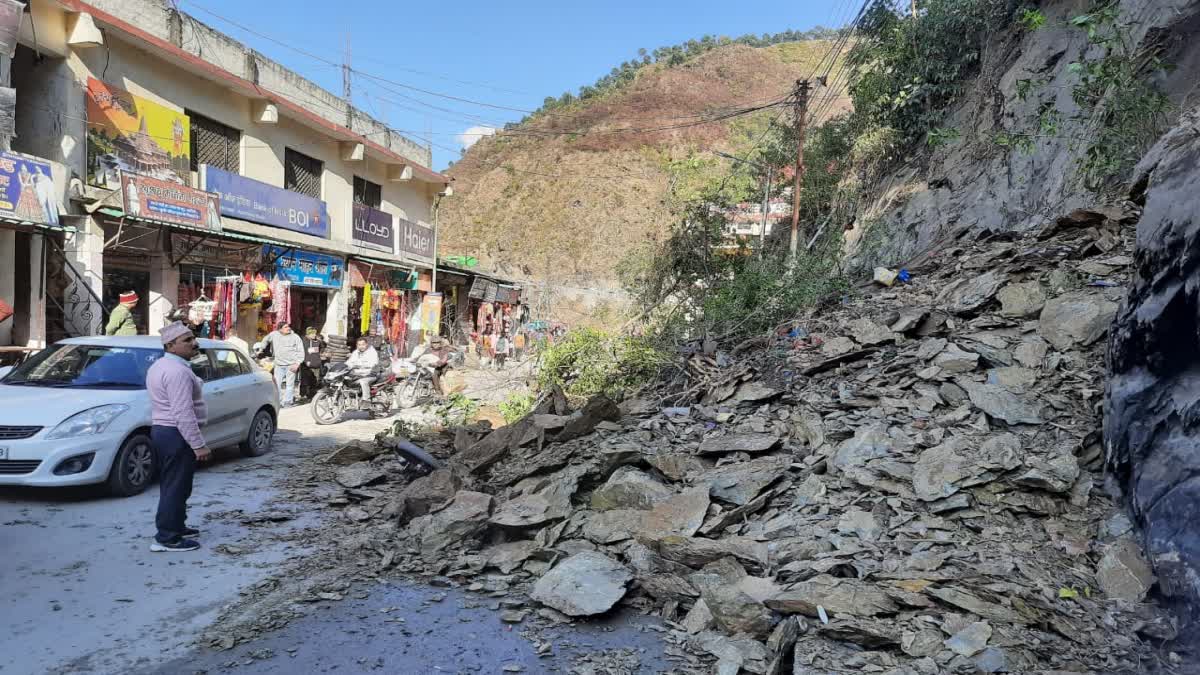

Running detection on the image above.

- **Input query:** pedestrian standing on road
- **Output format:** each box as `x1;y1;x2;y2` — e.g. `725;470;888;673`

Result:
258;322;305;407
300;327;326;399
494;331;509;370
105;291;139;336
146;322;210;552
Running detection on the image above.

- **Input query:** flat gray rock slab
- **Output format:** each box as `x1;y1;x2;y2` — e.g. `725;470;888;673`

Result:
531;551;632;616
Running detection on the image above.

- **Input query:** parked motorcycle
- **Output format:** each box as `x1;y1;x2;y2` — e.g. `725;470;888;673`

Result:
310;362;397;425
392;356;438;409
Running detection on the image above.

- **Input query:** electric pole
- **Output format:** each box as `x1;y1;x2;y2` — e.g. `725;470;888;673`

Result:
342;31;353;129
787;79;811;260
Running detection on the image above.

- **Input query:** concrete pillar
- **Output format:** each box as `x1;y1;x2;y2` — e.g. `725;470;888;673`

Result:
0;230;13;345
327;285;346;337
62;216;105;337
24;235;47;348
148;243;179;335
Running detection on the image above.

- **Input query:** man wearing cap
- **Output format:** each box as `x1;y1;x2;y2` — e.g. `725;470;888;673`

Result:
258;322;305;407
105;291;139;336
300;327;326;400
146;322;210;552
427;336;453;395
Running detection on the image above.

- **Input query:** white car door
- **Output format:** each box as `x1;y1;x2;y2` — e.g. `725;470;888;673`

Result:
193;350;239;447
209;348;261;441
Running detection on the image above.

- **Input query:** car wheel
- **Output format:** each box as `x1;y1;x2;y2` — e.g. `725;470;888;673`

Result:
240;409;275;457
106;433;155;497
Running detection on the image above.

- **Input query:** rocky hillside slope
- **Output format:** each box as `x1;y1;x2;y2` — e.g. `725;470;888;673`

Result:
441;40;848;315
834;0;1200;635
845;0;1200;268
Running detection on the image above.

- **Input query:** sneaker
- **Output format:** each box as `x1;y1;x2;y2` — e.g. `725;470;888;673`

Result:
150;538;200;553
182;526;200;537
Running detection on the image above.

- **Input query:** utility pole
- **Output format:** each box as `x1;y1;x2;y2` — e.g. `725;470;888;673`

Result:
342;31;353;129
787;79;811;260
759;165;772;257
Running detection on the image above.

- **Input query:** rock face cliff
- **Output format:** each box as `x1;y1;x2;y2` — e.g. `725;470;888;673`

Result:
848;0;1200;268
1106;105;1200;632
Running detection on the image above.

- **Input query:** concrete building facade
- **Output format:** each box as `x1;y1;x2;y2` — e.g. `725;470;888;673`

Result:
2;0;448;353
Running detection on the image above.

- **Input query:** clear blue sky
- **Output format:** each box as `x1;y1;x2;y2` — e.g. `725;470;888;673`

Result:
181;0;850;170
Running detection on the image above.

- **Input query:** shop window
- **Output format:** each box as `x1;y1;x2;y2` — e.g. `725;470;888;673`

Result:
188;111;241;173
353;176;382;208
285;148;323;199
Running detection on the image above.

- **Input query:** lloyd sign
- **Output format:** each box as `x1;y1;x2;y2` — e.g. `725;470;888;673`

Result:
397;217;435;263
351;203;394;252
201;165;330;238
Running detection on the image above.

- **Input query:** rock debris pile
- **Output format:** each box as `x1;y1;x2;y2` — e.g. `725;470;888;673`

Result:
318;206;1175;673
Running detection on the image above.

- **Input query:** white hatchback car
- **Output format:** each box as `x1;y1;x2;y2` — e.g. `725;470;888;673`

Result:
0;336;278;496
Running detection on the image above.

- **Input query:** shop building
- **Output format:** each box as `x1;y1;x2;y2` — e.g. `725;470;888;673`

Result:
9;0;449;354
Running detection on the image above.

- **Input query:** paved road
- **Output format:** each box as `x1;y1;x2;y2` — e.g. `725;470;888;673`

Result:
142;583;673;675
0;405;399;675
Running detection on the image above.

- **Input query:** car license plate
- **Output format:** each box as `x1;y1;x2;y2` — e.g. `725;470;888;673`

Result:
0;447;7;460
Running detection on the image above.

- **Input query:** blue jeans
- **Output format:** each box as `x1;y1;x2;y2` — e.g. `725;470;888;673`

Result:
274;365;297;406
151;426;195;544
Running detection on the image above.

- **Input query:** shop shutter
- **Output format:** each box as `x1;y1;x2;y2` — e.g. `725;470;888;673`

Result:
285;148;323;199
188;112;240;173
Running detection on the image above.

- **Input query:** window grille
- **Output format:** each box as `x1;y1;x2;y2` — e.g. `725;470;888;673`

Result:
188;112;240;173
353;176;382;207
284;148;323;199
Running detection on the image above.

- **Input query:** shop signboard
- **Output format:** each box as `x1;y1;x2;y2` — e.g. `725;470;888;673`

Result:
352;203;395;253
0;151;59;226
203;165;331;239
397;217;435;263
120;172;221;231
266;245;344;289
85;78;191;189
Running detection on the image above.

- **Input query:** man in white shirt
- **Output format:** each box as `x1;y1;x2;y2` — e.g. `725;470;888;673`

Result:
346;337;379;410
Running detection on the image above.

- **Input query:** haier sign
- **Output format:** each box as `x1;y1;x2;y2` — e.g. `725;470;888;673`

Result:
397;217;435;263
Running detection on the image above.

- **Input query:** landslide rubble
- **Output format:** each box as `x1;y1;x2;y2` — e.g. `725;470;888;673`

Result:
304;205;1177;673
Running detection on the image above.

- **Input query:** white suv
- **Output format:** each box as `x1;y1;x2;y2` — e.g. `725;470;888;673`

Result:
0;336;278;496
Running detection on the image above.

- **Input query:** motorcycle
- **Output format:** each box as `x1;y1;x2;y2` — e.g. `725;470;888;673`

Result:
310;362;398;425
392;356;439;410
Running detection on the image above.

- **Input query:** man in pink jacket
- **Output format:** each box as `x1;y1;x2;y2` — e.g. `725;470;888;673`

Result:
146;322;211;552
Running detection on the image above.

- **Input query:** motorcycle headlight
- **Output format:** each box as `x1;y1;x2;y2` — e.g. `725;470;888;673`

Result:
45;404;130;440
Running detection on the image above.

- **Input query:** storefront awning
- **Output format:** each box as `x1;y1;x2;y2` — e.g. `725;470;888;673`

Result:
97;207;291;248
351;255;413;272
0;216;77;234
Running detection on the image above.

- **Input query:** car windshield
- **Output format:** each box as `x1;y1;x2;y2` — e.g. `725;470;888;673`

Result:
0;344;163;389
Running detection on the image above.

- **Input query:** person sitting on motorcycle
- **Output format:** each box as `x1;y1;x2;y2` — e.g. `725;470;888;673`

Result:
345;337;379;410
